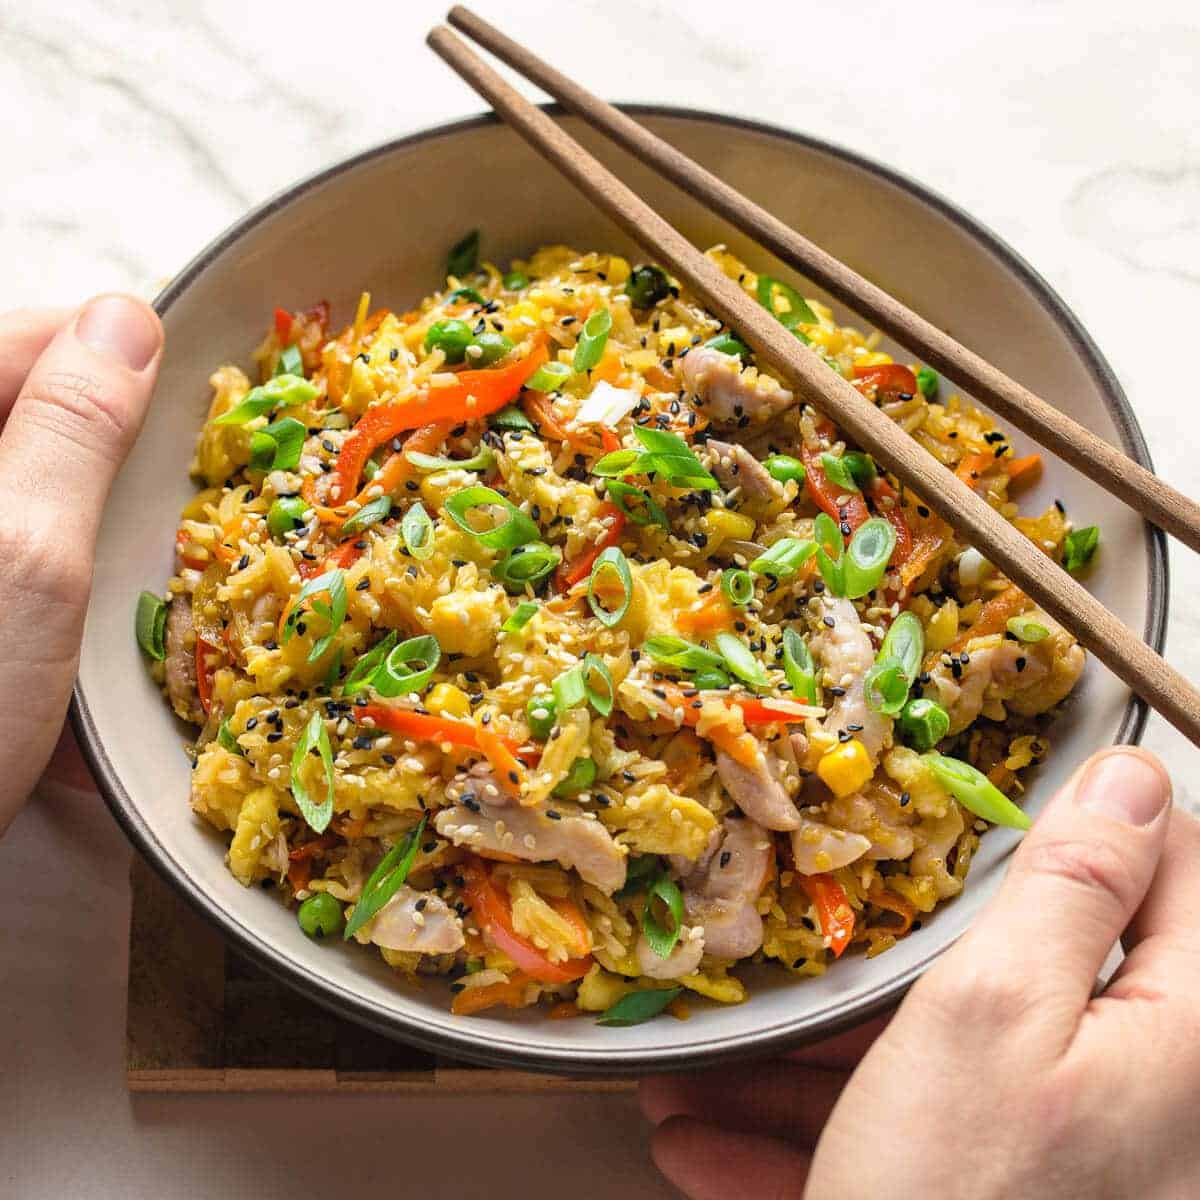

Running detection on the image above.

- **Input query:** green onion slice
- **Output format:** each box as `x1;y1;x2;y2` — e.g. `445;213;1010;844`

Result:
587;546;632;627
925;753;1032;831
614;854;662;900
605;480;667;528
446;229;480;279
343;631;399;697
1007;615;1050;643
593;449;642;477
214;374;317;426
572;308;612;373
283;569;348;663
135;591;167;661
782;627;818;704
642;635;725;673
755;274;818;329
1063;525;1100;574
749;537;816;579
444;486;539;550
371;635;441;698
217;718;244;756
275;344;304;378
704;333;750;361
552;756;598;799
721;567;753;608
633;427;718;491
842;518;897;599
291;711;335;833
716;631;769;689
898;698;949;751
598;987;682;1027
447;286;484;305
820;452;860;494
401;502;435;560
881;611;925;682
863;660;910;716
406;446;496;473
343;815;428;940
842;452;876;489
490;405;536;432
583;653;614;716
553;664;587;712
526;360;573;393
501;601;539;633
340;495;393;538
492;542;561;592
249;416;307;472
642;874;685;959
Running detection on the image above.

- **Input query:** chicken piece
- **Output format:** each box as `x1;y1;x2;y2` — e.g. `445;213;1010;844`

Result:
635;927;706;980
789;816;872;875
716;744;802;831
812;598;892;760
367;884;465;955
164;595;203;725
909;806;966;901
434;781;626;894
824;783;916;861
681;816;772;960
682;347;794;427
925;610;1085;734
705;439;783;510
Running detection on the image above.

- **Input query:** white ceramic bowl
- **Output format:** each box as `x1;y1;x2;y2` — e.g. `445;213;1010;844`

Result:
73;108;1166;1074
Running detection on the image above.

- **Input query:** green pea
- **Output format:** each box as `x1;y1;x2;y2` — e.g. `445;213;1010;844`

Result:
526;692;557;741
553;756;597;798
423;319;474;364
843;452;876;489
916;367;940;399
624;264;670;308
267;496;311;539
693;667;732;690
297;891;344;939
470;331;515;366
764;454;806;485
503;271;529;290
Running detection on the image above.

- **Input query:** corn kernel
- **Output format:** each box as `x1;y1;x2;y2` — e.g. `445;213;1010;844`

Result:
817;738;873;798
855;351;893;368
427;683;471;719
607;255;631;285
701;509;756;547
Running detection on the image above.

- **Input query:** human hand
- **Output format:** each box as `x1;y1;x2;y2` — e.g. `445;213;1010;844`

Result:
642;745;1191;1199
0;299;162;834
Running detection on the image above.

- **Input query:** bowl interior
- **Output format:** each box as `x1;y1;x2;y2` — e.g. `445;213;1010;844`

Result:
75;109;1162;1073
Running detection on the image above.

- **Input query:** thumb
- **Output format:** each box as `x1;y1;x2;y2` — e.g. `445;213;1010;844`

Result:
934;746;1172;1030
0;294;162;831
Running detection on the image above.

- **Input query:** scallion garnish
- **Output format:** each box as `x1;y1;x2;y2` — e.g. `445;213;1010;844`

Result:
604;480;667;528
217;718;244;756
552;654;614;716
214;374;317;426
842;452;876;489
642;635;725;673
1063;525;1099;574
552;756;598;799
819;452;860;494
401;502;435;560
340;495;393;538
573;308;612;373
525;360;573;393
444;486;539;550
135;591;167;661
614;853;661;900
715;631;769;689
925;753;1031;831
342;815;428;940
898;698;950;751
492;541;561;592
490;405;536;432
721;567;753;608
447;285;485;305
704;332;751;361
553;663;587;712
587;546;632;628
283;569;348;663
642;874;685;959
371;635;441;698
864;611;924;716
782;627;818;704
249;416;307;472
597;986;682;1027
446;229;480;279
406;446;496;474
501;601;539;633
275;344;304;378
592;449;642;477
291;710;335;833
1006;615;1050;643
631;426;718;491
342;630;399;697
749;536;816;579
755;274;818;329
836;518;897;599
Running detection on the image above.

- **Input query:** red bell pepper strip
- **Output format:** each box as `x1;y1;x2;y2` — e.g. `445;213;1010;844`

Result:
801;432;871;535
329;342;547;503
354;705;538;767
851;363;919;402
556;503;626;591
869;476;912;567
195;637;220;715
799;874;856;958
297;538;365;580
273;307;294;340
459;859;592;984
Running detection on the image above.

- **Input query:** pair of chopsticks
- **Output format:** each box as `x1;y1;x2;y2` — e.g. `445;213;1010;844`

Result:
428;9;1200;749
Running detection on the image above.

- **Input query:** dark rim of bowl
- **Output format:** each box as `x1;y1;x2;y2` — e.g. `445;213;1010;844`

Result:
71;104;1168;1076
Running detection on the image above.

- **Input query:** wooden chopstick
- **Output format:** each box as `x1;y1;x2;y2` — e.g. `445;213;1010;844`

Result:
445;5;1200;558
425;24;1200;749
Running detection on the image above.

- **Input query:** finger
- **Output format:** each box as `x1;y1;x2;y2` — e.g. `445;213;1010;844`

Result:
640;1062;845;1145
0;307;73;415
784;1011;892;1070
933;747;1171;1032
650;1117;810;1200
0;294;162;831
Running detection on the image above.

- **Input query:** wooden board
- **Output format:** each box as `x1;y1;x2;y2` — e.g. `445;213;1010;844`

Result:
126;855;634;1094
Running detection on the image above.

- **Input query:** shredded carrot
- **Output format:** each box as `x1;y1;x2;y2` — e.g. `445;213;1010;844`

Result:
213;514;256;565
450;975;531;1016
867;882;916;937
948;583;1028;653
475;718;527;800
675;590;734;635
954;452;995;488
1005;453;1043;489
523;391;601;454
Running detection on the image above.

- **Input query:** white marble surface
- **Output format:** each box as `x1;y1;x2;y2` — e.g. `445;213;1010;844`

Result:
2;0;1197;1196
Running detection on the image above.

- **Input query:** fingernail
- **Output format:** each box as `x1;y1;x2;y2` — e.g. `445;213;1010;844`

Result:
1077;749;1171;826
76;295;161;371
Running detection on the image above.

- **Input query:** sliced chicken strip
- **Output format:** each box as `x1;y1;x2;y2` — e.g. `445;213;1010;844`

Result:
164;596;203;725
789;817;872;875
824;785;915;861
682;816;772;960
367;884;465;955
635;928;706;980
435;794;626;895
705;439;783;509
716;744;803;831
682;347;794;428
812;597;892;760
